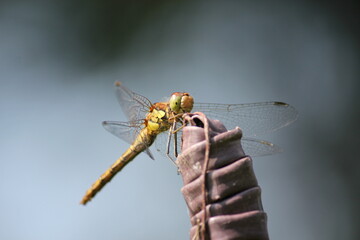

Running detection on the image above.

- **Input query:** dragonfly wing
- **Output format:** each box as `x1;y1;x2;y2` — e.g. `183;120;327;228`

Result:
193;101;298;137
102;120;154;160
114;81;152;122
102;120;141;144
145;149;154;160
241;137;282;157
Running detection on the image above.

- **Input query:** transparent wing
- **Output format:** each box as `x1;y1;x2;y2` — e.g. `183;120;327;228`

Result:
102;120;154;159
114;81;152;122
102;120;143;144
193;101;298;137
241;137;282;157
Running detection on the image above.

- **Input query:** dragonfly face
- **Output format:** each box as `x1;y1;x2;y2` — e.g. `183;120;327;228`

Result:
169;92;194;114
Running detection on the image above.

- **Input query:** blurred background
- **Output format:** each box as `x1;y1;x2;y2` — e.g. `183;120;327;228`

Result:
0;1;359;239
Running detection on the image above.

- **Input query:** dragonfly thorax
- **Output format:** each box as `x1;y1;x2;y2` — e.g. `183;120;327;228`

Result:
145;102;172;134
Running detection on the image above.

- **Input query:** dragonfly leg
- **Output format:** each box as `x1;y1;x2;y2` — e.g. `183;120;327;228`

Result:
166;123;172;156
172;124;185;134
168;113;183;122
171;116;187;134
166;123;178;168
173;122;179;158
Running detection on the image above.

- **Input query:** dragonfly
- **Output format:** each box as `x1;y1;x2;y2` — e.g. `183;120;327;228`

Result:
80;82;298;205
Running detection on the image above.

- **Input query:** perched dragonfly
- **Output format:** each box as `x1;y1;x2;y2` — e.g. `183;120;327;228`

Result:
80;82;297;205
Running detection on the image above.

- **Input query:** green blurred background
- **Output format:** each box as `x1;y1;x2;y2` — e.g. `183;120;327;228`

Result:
0;1;359;239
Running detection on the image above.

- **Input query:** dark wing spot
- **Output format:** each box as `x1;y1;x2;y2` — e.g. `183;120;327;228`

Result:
274;101;288;106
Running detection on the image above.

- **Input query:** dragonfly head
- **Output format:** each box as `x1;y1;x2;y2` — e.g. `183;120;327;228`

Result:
169;92;194;114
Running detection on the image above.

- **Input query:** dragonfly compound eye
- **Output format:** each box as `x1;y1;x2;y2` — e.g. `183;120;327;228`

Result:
170;94;182;113
181;93;194;113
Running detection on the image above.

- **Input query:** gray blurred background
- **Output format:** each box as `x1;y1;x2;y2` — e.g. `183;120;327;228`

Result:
0;1;359;239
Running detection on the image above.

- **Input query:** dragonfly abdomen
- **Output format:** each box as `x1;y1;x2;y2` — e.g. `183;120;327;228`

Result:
80;128;157;205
